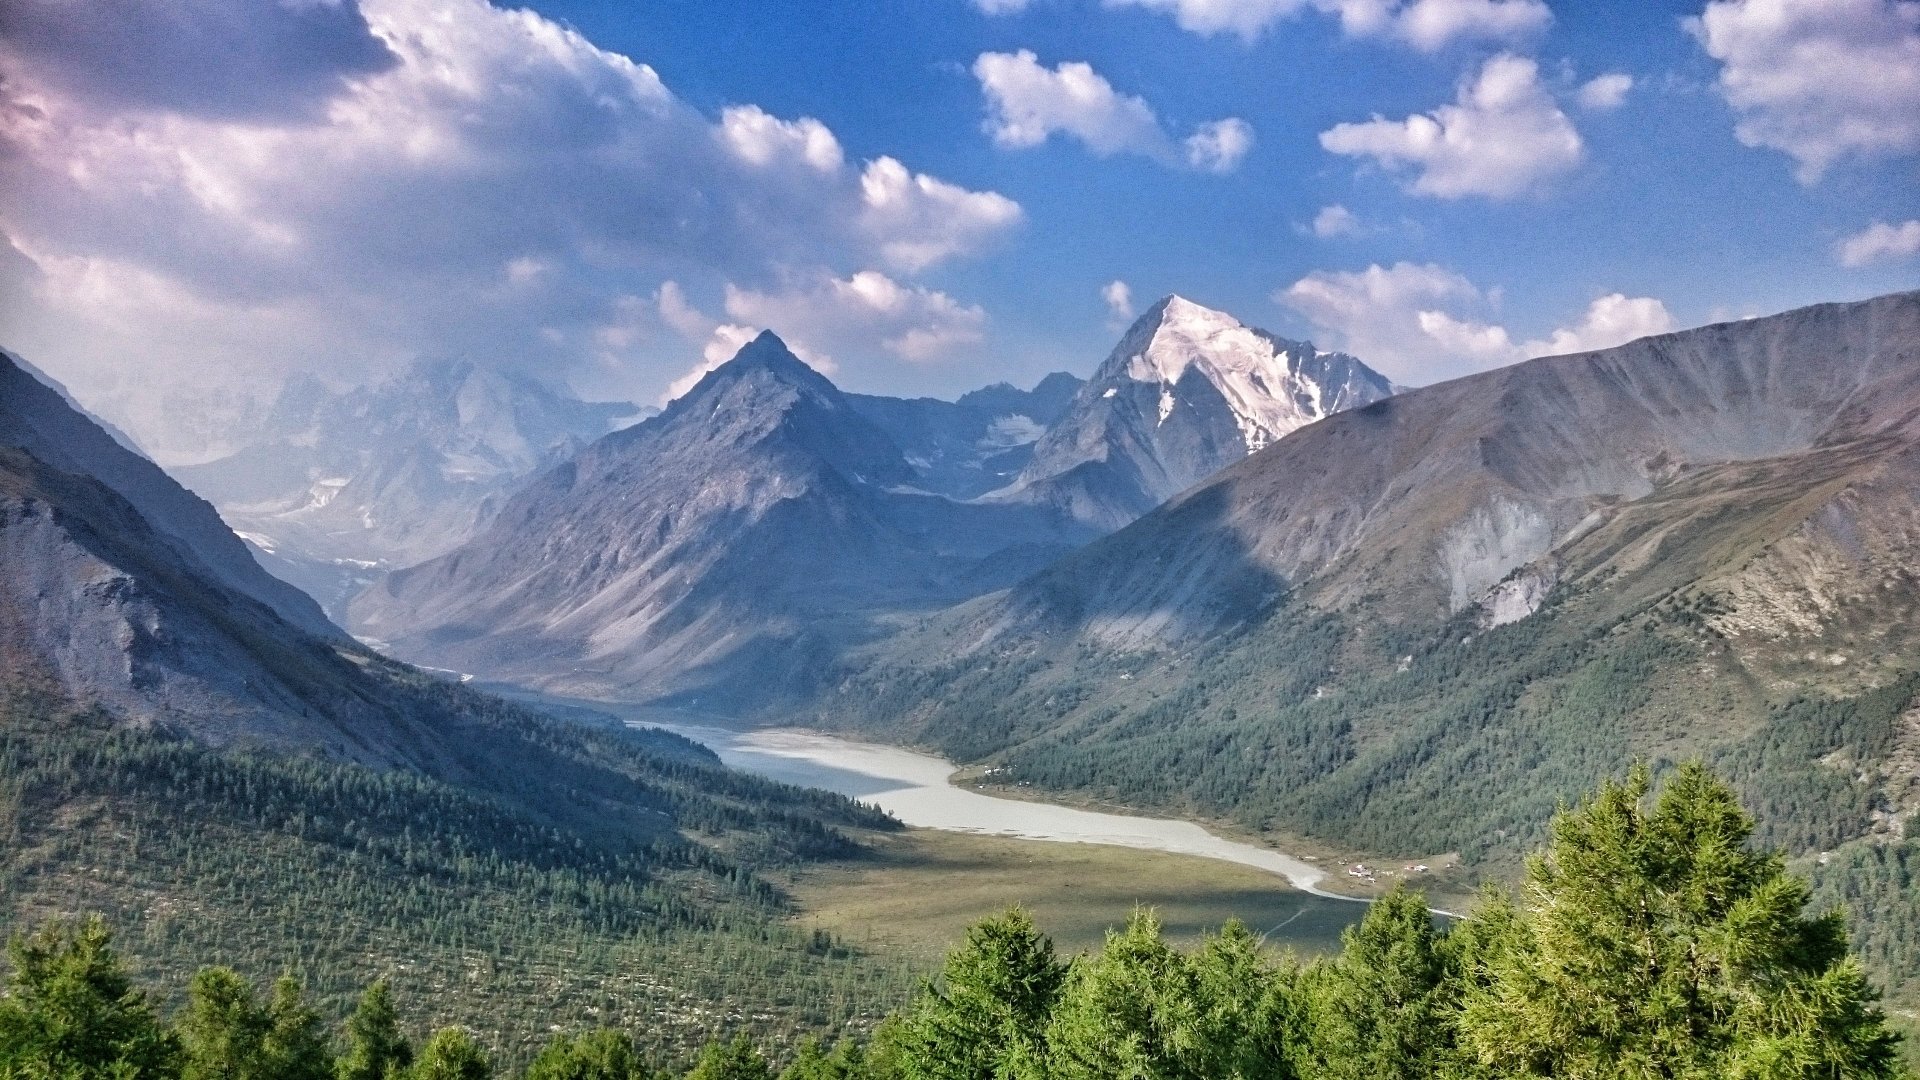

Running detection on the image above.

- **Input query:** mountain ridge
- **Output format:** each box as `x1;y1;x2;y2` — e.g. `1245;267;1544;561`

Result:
988;295;1396;530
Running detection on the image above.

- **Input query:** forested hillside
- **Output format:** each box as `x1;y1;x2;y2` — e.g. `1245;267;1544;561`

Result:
7;765;1911;1077
0;679;918;1063
816;293;1920;1008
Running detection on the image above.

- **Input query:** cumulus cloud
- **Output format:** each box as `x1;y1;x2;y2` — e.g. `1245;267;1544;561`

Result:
1104;0;1550;50
1103;280;1137;325
646;271;988;404
1319;53;1584;199
718;104;844;172
1303;204;1364;237
858;157;1025;272
972;50;1253;172
1184;118;1255;172
0;0;1021;455
1689;0;1920;183
1576;72;1634;111
1277;261;1673;383
1835;219;1920;266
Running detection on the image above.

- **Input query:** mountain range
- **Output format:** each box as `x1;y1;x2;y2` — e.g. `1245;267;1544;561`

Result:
817;289;1920;919
349;298;1389;704
2;352;339;641
989;296;1396;529
8;287;1920;1013
351;333;1102;705
173;358;644;620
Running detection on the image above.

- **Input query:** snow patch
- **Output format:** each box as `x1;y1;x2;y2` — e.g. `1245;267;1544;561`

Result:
1121;295;1353;453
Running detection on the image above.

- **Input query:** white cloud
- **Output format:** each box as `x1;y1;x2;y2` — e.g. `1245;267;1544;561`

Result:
858;157;1025;272
1103;280;1136;325
1835;219;1920;265
974;0;1034;10
1305;204;1364;237
972;50;1253;172
1184;118;1255;172
722;270;987;369
1278;261;1673;383
1104;0;1549;50
0;0;1020;450
1319;53;1584;199
1576;72;1634;111
718;104;844;172
1689;0;1920;183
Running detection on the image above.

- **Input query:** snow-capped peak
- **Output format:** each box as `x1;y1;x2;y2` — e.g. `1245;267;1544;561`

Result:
1115;294;1344;453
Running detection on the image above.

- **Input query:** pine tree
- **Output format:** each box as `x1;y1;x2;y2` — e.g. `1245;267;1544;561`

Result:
336;980;412;1080
262;977;336;1080
1293;884;1455;1080
775;1036;836;1080
683;1034;771;1080
409;1027;490;1080
0;916;180;1078
525;1028;651;1080
1042;909;1215;1080
179;967;270;1080
1459;761;1905;1078
904;907;1066;1080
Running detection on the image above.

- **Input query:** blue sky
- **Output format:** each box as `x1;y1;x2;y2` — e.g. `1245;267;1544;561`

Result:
2;0;1917;458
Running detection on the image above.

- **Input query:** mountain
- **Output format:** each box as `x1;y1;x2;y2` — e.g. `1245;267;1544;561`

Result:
0;374;909;1056
11;354;151;458
845;371;1082;499
817;290;1920;1002
1;351;337;639
174;358;642;619
352;332;1096;705
987;295;1396;530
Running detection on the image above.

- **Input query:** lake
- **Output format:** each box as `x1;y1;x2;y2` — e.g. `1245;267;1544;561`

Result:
629;713;1365;904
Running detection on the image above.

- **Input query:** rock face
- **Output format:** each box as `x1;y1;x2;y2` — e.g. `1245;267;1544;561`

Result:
989;296;1395;530
1;351;338;639
845;371;1082;499
351;332;1095;703
974;289;1920;648
174;359;641;619
817;288;1920;879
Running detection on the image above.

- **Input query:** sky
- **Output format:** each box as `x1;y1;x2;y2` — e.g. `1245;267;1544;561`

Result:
2;0;1918;460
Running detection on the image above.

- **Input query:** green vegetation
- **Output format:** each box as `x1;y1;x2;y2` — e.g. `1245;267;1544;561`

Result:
0;684;920;1065
824;574;1920;1006
6;764;1907;1077
783;828;1363;964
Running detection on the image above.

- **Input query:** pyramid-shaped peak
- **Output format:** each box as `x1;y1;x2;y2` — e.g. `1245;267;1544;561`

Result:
1155;294;1243;327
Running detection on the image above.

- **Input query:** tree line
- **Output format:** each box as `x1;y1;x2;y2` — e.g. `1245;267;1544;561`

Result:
5;763;1909;1078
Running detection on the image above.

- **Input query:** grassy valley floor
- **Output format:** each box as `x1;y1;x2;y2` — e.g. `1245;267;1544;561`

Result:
780;827;1370;964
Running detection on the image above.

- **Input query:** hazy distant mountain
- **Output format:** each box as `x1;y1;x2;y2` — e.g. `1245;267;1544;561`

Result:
175;359;642;618
989;296;1396;530
353;332;1095;705
823;290;1920;877
845;371;1082;499
1;351;337;639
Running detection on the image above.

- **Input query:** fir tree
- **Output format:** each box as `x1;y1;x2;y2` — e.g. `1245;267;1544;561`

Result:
409;1027;490;1080
1042;909;1214;1080
683;1035;772;1080
904;907;1065;1080
1459;761;1904;1078
336;981;412;1080
1293;885;1455;1079
0;916;180;1079
525;1029;651;1080
262;977;336;1080
178;967;270;1080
